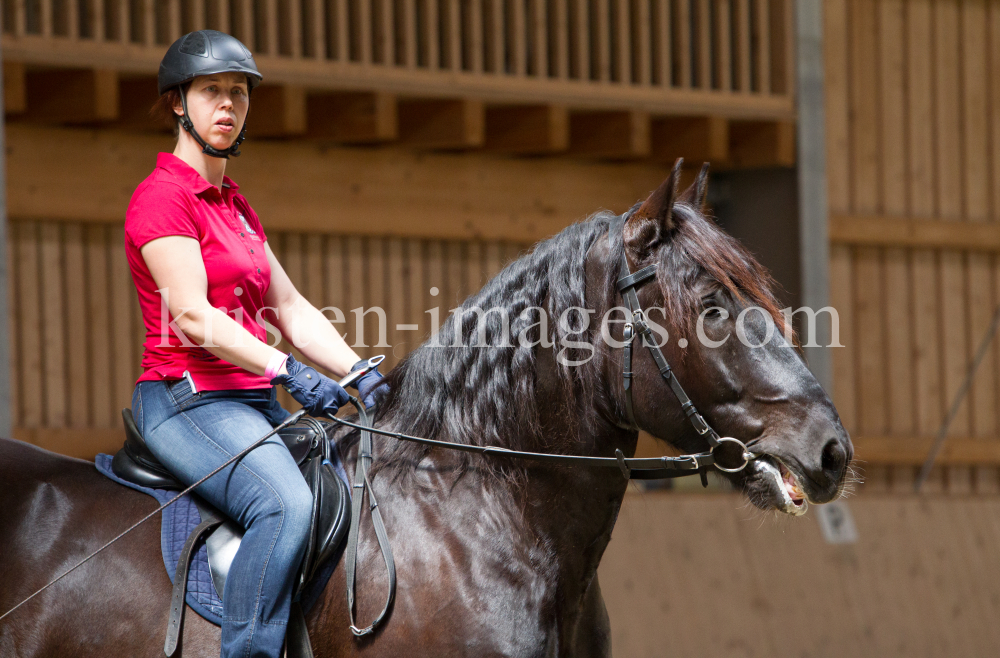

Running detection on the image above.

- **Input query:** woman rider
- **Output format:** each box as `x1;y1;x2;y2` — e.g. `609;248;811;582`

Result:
125;30;383;657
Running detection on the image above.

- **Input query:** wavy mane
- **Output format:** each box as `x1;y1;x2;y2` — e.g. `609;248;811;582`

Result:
347;202;789;480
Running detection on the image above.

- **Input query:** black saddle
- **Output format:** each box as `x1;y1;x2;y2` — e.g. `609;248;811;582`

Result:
112;409;351;658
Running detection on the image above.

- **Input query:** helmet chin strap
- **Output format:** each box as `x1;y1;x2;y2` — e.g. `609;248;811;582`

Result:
177;88;246;159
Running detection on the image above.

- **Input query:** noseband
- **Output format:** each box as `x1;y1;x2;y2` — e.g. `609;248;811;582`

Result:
610;213;754;475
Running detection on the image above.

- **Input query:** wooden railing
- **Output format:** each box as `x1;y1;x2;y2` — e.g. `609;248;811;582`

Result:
0;0;794;118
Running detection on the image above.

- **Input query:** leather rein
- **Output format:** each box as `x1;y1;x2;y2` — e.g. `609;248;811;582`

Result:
338;213;759;636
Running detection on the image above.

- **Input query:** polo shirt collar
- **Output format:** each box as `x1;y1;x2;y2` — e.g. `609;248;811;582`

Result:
156;152;240;196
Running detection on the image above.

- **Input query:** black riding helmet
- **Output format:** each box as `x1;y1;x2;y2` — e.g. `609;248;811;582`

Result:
158;30;263;158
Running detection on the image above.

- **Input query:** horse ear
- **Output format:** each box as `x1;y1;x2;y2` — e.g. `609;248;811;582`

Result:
626;158;682;256
680;162;710;210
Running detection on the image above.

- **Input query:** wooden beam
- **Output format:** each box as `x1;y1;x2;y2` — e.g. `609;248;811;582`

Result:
398;98;485;149
5;124;672;242
650;116;729;164
307;91;398;143
23;68;119;123
249;84;307;137
853;436;1000;466
830;214;1000;252
1;35;797;120
4;61;26;114
728;119;795;168
484;104;569;154
569;110;651;159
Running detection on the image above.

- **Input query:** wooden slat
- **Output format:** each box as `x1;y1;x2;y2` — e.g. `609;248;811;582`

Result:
935;0;969;439
906;0;940;438
402;0;417;66
264;0;280;55
446;239;464;310
15;223;42;427
961;0;996;440
323;234;348;359
488;0;505;72
653;0;670;86
532;0;548;76
367;237;389;349
614;0;629;82
40;0;53;37
63;224;88;428
385;237;406;370
552;0;568;78
425;240;445;343
512;0;527;75
355;0;374;64
572;0;589;79
877;0;912;437
109;225;134;424
632;0;650;85
768;0;791;94
594;0;610;81
336;0;350;61
672;0;690;87
695;0;710;88
991;2;1000;224
829;245;856;433
185;0;206;31
345;235;366;351
307;0;324;59
90;0;106;40
424;0;439;68
39;223;66;428
467;0;484;72
405;238;427;352
751;0;768;92
713;0;730;90
85;225;112;428
208;0;228;32
446;0;461;69
829;222;1000;253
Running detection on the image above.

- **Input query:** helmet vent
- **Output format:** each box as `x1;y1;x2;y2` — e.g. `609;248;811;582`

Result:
179;32;209;57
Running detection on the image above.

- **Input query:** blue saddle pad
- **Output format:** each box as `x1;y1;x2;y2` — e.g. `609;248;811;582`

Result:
94;452;349;626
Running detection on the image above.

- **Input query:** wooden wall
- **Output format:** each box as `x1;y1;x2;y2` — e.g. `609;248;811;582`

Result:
825;0;1000;489
599;490;1000;656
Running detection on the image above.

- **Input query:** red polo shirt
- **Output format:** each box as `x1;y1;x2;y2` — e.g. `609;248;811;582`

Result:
125;153;273;390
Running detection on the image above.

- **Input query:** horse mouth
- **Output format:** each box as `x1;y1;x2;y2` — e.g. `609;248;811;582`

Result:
752;456;808;516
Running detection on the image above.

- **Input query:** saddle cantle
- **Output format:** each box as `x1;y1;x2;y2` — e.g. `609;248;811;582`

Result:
111;409;351;658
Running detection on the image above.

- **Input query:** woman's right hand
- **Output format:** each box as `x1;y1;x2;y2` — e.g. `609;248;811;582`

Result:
270;354;350;419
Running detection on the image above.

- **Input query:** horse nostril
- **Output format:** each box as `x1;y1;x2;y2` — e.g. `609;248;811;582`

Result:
821;438;846;477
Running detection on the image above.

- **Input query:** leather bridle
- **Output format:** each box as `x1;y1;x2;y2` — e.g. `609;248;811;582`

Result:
609;213;756;477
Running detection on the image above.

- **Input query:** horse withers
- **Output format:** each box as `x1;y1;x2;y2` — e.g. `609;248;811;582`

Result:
0;161;852;657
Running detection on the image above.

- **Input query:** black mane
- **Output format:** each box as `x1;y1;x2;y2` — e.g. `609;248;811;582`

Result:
354;202;787;479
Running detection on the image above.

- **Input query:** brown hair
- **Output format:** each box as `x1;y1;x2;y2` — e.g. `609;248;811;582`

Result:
150;86;185;135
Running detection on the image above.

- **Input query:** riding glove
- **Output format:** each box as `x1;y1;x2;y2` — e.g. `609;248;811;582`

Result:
350;359;389;409
270;354;350;419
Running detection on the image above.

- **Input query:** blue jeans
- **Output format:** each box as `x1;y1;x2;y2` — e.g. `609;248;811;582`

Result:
132;379;313;658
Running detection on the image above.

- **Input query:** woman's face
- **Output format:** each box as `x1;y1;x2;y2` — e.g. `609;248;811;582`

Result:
174;72;249;150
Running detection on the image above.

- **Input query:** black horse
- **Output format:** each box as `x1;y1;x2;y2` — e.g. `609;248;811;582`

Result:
0;164;852;656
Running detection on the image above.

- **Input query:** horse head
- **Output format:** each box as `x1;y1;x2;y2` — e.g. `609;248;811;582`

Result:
595;160;854;515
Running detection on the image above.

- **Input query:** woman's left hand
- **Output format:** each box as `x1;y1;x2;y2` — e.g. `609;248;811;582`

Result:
350;360;389;409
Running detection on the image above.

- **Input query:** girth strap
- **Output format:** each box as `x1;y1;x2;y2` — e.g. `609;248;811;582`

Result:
344;401;396;636
164;504;224;657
